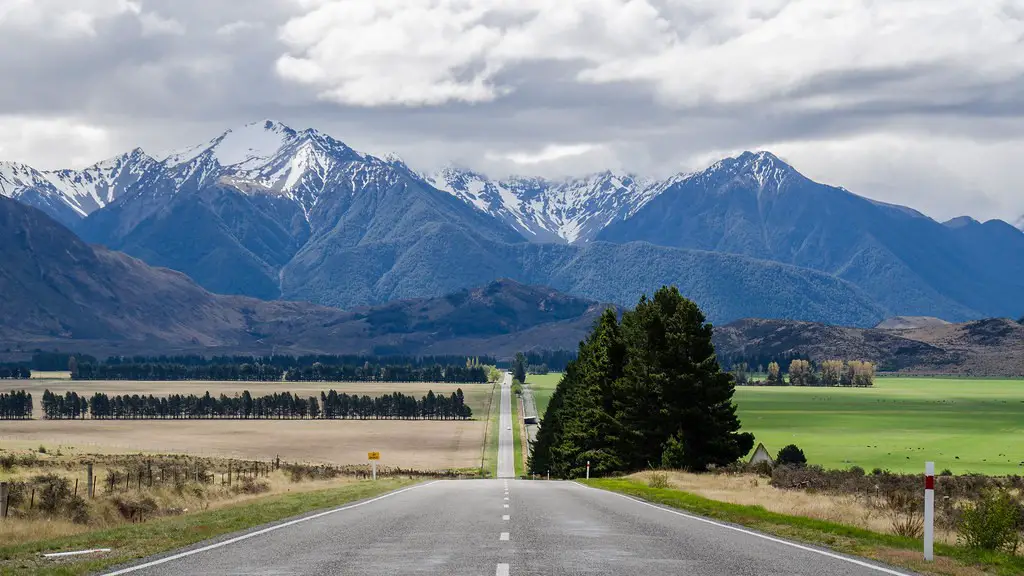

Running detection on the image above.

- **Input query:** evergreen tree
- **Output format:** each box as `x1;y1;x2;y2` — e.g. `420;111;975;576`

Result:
513;352;527;383
530;286;754;477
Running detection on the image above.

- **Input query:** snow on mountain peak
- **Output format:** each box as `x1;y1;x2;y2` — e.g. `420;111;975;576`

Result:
424;166;664;243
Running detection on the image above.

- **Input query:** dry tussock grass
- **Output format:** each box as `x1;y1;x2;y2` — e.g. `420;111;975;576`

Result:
631;470;959;544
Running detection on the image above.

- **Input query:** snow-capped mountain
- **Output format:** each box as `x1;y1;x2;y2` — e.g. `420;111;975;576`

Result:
0;149;156;227
423;168;669;243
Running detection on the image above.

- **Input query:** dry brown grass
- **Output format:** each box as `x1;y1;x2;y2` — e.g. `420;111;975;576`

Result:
631;470;959;545
29;371;71;380
0;418;485;469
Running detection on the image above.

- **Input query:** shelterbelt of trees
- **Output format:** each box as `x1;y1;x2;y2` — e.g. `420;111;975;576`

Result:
0;390;33;419
529;287;755;479
26;352;495;371
26;389;473;420
70;362;489;383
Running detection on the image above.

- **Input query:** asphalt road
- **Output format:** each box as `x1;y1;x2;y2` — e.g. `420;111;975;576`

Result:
497;372;515;478
105;480;913;575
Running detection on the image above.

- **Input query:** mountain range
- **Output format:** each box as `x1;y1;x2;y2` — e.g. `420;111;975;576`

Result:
2;120;1022;327
0;193;607;357
714;317;1024;376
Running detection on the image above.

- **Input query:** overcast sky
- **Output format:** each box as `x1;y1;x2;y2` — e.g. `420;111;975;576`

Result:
2;0;1023;224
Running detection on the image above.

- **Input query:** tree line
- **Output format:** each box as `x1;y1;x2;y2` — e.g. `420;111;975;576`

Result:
529;287;754;478
0;366;31;379
732;359;876;386
38;388;472;420
0;390;33;419
71;362;488;383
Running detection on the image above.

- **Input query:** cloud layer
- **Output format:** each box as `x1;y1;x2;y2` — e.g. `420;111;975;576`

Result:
2;0;1024;222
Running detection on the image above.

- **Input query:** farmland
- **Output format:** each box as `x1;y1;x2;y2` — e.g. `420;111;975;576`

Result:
737;377;1024;475
526;372;561;417
528;373;1024;475
0;379;493;469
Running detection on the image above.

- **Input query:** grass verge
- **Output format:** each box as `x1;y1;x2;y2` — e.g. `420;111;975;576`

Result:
0;478;417;576
480;379;501;477
512;394;524;477
582;478;1024;576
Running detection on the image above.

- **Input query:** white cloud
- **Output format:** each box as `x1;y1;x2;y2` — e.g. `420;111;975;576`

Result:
0;116;114;168
216;20;264;37
0;0;142;38
138;11;185;37
275;0;1024;109
496;143;601;165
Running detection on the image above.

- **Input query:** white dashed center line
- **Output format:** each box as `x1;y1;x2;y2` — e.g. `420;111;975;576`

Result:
500;532;510;541
496;563;510;576
503;514;510;521
504;504;509;508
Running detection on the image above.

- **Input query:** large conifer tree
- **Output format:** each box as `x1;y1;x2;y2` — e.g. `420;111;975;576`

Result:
529;286;753;477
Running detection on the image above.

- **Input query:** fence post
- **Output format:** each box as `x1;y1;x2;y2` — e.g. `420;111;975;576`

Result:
0;482;9;519
86;463;94;499
924;461;934;562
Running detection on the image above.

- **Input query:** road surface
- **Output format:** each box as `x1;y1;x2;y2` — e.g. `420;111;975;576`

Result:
497;372;515;478
105;480;912;575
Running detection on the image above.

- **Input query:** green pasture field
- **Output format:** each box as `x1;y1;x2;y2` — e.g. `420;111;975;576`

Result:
736;377;1024;475
532;373;1024;475
526;372;562;417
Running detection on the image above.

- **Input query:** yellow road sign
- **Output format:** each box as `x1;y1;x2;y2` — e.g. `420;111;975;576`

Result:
367;451;380;460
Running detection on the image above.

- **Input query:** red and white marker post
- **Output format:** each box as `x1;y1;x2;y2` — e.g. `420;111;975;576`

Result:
586;461;591;480
924;461;934;561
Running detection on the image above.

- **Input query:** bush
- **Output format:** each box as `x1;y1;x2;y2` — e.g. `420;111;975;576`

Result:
957;488;1022;553
648;472;670;489
776;444;807;466
886;490;924;539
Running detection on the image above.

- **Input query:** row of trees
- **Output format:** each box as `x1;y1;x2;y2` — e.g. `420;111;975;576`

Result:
88;353;494;369
0;390;33;419
284;364;488;383
0;366;31;379
529;287;754;478
70;362;488;383
38;389;472;420
733;359;876;386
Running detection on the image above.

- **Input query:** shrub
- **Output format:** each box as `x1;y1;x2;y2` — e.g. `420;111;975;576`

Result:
849;465;865;476
886;490;924;539
776;444;807;467
648;472;670;489
957;488;1022;553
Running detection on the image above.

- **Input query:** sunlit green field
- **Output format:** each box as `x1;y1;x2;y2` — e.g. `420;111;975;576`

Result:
526;372;562;417
533;373;1024;475
736;378;1024;475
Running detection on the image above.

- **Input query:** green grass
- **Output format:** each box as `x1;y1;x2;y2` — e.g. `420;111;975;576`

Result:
480;379;501;477
0;479;417;576
527;372;562;418
735;377;1024;475
528;374;1024;475
512;393;524;477
583;478;1024;576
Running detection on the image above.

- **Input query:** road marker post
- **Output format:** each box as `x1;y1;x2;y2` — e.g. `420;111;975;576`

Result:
924;461;934;561
0;481;9;519
586;461;590;479
368;451;380;481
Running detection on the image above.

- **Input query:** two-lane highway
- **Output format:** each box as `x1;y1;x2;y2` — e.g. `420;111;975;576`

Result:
496;372;515;479
106;479;912;575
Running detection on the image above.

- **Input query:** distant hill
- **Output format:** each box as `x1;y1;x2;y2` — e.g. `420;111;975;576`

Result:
875;316;951;330
0;195;608;357
713;317;1024;376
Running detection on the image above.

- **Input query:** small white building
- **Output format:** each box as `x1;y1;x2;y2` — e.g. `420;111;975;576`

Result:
748;442;774;466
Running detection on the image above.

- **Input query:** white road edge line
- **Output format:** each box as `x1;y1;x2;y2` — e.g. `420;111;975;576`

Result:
500;532;510;541
574;482;911;576
102;481;441;575
43;548;112;558
496;563;510;576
